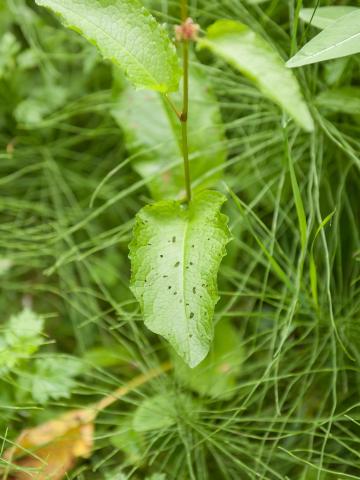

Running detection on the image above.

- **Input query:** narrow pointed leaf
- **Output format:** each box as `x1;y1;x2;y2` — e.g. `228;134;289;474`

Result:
111;64;226;200
287;11;360;68
300;7;358;30
198;20;314;132
35;0;181;92
129;190;231;367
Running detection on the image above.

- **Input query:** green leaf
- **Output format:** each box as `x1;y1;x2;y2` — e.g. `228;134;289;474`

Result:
173;319;243;399
111;64;226;200
300;7;358;30
129;190;231;367
5;308;43;357
14;85;67;127
198;20;314;132
287;11;360;68
316;87;360;115
22;355;83;404
132;393;194;432
0;308;43;374
35;0;181;92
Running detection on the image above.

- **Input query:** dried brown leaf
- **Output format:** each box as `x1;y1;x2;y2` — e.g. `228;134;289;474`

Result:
3;408;95;480
1;362;172;480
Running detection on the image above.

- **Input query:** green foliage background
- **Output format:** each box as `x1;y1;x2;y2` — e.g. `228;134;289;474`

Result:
1;0;360;478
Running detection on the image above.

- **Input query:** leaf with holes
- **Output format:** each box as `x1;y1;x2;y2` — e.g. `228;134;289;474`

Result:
35;0;181;92
198;19;314;132
287;10;360;67
129;190;231;367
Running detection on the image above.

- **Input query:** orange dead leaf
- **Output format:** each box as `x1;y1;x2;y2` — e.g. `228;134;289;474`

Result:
1;362;172;480
3;408;95;480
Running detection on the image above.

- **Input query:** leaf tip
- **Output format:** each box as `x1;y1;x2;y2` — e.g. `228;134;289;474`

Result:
286;57;301;68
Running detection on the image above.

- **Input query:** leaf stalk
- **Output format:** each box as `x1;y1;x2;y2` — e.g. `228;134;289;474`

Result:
180;0;192;203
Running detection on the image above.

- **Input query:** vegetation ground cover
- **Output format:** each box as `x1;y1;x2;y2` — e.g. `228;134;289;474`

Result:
0;0;360;479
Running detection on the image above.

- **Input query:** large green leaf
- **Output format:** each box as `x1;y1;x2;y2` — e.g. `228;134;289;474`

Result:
198;20;314;132
287;10;360;68
173;319;243;399
111;64;226;200
129;190;231;367
300;6;358;30
35;0;181;92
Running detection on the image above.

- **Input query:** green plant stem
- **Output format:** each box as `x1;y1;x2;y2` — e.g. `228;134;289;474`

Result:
180;0;192;203
164;94;181;119
181;0;188;19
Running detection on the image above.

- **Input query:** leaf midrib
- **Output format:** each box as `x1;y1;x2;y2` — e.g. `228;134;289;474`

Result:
306;30;360;59
179;213;191;358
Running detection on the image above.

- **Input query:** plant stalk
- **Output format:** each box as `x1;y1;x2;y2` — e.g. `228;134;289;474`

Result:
180;0;191;203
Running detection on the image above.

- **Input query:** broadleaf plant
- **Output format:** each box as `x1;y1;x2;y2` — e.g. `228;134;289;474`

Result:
0;308;43;374
34;0;232;367
35;0;181;92
198;19;314;132
129;190;231;367
21;355;83;404
287;9;360;67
